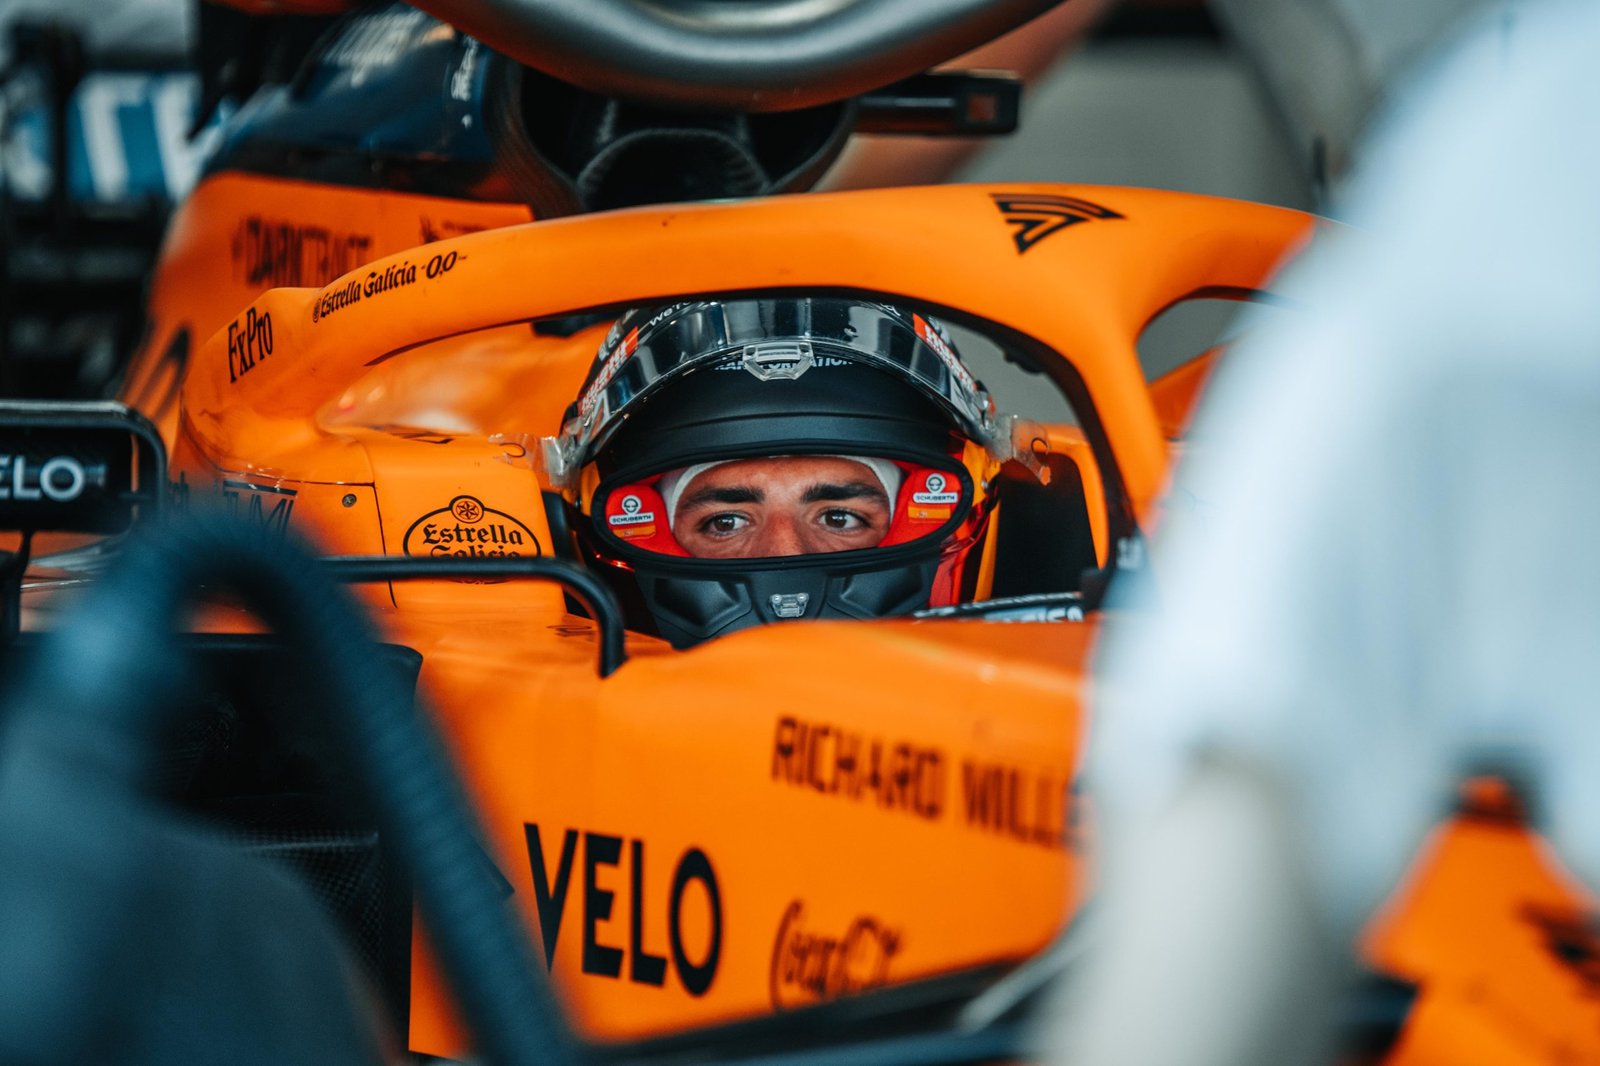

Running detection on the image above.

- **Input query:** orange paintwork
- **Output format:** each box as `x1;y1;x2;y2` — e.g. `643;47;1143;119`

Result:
120;174;534;444
96;170;1590;1064
404;616;1094;1043
1147;347;1217;440
163;183;1313;513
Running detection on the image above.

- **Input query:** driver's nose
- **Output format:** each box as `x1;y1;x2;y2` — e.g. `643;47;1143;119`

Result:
752;514;807;556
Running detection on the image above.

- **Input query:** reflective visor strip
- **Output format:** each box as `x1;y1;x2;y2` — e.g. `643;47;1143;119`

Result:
543;302;1006;486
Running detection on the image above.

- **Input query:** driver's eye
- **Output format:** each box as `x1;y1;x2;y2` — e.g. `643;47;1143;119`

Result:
702;513;749;536
820;509;863;531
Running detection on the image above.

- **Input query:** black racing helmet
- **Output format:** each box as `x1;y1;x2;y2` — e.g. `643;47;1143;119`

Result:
544;297;1024;647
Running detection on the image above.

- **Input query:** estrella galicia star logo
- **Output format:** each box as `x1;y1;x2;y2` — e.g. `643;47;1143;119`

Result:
991;193;1123;254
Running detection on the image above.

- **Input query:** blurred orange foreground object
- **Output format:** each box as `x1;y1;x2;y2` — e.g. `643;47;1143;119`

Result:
1363;777;1600;1066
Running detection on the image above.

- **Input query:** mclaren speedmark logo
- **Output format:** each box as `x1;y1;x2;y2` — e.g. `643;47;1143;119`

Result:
992;193;1123;254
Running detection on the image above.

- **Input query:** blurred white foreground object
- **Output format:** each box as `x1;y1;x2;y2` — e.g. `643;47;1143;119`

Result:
1211;0;1501;187
1053;2;1600;1063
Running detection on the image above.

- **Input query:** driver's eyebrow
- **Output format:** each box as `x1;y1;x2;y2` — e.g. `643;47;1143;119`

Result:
801;481;887;505
680;485;764;509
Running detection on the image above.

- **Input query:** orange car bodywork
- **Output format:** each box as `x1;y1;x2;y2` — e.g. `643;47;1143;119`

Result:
1363;781;1600;1066
95;172;1600;1060
114;176;1300;1053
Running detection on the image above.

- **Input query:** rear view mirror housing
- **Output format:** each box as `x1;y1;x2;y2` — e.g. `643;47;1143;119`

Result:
0;401;166;535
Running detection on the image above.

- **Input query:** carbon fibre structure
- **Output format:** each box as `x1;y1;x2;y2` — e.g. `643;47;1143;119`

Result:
407;0;1058;111
199;3;1022;216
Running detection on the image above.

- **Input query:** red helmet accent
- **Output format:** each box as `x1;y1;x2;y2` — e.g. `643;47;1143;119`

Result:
599;477;689;557
880;463;968;547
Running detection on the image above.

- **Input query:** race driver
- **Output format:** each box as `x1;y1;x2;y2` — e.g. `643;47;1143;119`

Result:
541;296;1033;646
659;454;901;559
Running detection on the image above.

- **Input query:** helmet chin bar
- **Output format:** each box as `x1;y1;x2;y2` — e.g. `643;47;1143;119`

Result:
636;554;942;649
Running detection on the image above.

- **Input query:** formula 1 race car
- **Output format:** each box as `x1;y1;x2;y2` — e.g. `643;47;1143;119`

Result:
2;2;1597;1064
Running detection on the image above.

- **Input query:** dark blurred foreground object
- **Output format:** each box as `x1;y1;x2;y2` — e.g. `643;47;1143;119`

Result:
0;710;390;1064
0;512;576;1066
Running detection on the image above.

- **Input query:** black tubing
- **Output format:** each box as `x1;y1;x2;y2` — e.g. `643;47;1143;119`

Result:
322;555;628;678
15;513;576;1066
411;0;1068;111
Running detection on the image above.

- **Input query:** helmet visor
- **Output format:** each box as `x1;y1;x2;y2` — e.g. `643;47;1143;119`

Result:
546;300;1002;485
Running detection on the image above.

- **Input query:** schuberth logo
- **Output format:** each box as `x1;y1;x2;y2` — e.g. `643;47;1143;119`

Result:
992;193;1123;254
311;250;459;324
608;493;654;526
909;470;959;521
769;900;901;1009
231;216;372;289
402;494;541;560
911;472;958;506
605;490;659;540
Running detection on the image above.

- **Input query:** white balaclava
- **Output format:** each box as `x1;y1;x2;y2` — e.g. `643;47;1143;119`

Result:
658;456;904;531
